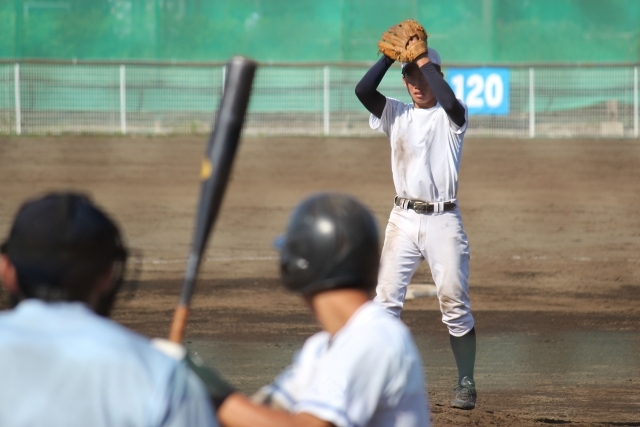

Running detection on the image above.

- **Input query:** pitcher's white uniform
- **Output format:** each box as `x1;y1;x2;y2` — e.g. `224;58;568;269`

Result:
257;301;429;427
371;97;474;337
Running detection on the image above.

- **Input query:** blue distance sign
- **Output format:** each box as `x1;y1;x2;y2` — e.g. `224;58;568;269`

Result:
446;68;510;115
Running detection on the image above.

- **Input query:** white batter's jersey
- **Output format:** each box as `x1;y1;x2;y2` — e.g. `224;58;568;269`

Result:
263;301;429;427
370;98;469;203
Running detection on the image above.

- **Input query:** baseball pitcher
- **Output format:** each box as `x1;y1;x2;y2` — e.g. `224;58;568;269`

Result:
355;20;477;409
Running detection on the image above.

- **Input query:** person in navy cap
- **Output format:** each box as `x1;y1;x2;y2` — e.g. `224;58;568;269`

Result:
0;192;225;427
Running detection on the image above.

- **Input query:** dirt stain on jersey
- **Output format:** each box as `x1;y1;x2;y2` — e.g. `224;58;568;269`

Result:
394;137;410;185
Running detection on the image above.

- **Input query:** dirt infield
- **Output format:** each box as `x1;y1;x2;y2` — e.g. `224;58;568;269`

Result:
1;135;639;426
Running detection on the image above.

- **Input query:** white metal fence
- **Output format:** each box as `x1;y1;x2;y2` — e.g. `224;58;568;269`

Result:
1;60;638;138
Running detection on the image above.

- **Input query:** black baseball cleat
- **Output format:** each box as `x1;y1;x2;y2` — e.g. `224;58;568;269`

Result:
451;376;476;410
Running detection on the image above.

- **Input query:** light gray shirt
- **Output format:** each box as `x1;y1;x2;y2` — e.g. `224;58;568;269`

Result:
0;300;217;427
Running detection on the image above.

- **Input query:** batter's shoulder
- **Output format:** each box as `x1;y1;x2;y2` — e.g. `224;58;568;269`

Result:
298;331;332;356
352;304;413;345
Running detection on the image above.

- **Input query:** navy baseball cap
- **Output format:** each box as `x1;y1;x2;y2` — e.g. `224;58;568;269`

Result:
1;193;126;295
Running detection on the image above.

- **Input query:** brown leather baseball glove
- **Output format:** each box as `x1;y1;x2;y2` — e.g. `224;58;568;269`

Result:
377;19;428;63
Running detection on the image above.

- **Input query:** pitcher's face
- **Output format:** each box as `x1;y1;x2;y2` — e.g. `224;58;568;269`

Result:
402;65;437;109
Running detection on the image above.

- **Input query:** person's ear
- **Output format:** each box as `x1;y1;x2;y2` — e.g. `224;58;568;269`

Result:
95;262;121;296
88;262;123;317
0;255;20;295
402;76;408;88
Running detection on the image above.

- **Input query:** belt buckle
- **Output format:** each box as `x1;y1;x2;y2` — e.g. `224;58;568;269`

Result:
412;201;428;213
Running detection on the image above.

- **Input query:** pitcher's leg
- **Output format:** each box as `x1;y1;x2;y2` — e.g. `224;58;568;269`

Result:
450;328;476;384
450;328;477;409
374;212;422;318
424;211;474;336
423;211;476;409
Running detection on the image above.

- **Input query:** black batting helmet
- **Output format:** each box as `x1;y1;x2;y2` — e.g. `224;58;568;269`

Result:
274;193;380;296
1;192;127;308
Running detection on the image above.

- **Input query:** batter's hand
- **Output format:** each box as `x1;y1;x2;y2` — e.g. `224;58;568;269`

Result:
251;386;290;412
186;351;236;408
151;338;235;408
377;19;428;63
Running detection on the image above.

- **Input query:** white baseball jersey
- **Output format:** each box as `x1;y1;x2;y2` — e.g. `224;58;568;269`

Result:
370;97;474;337
370;97;469;202
261;301;429;427
0;300;217;427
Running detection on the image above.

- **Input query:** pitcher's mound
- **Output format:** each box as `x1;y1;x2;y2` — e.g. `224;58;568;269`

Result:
405;284;437;300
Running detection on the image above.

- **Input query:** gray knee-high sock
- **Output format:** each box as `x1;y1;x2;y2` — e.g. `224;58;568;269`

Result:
450;327;476;384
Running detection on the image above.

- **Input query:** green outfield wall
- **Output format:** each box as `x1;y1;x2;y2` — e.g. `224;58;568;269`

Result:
1;0;639;63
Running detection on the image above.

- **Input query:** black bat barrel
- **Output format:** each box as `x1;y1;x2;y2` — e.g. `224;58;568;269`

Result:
170;56;257;342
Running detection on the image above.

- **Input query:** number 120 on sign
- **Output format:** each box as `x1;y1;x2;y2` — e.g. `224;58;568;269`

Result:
447;68;510;115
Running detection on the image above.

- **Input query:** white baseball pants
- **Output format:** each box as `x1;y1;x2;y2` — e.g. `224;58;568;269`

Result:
374;206;474;337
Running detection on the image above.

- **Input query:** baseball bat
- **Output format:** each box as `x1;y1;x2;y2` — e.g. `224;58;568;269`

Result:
169;56;257;343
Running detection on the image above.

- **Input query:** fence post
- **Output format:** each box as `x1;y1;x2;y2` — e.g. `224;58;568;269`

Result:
323;66;330;136
120;65;127;135
529;67;535;138
634;66;638;138
14;63;21;135
221;65;226;95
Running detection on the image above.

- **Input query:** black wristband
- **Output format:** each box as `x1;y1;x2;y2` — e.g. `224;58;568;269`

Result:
186;352;235;408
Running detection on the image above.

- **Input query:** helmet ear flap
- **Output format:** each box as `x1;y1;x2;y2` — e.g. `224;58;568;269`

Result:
280;254;310;281
278;234;315;292
279;250;295;275
293;257;310;271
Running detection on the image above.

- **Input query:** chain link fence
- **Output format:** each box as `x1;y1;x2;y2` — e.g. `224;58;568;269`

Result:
1;60;638;138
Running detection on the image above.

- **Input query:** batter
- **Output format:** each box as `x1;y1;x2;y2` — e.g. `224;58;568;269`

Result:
355;32;477;409
218;193;430;427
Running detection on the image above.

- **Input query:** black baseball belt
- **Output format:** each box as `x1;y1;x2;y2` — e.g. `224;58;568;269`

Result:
394;196;457;213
